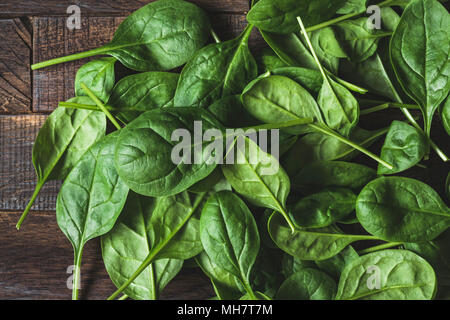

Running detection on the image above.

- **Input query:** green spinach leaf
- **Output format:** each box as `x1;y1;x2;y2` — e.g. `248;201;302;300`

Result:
115;107;224;197
200;191;260;299
293;161;377;194
276;268;337;300
17;101;106;229
56;132;129;299
108;71;179;123
75;57;116;103
378;121;427;175
247;0;347;34
32;0;211;71
390;0;450;137
175;25;257;108
102;192;185;300
336;250;437;300
289;188;356;228
356;176;450;242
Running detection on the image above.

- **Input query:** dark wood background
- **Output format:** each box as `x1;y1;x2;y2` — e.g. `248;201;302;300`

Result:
0;0;260;300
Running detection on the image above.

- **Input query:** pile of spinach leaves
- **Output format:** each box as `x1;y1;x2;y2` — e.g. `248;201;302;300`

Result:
16;0;450;300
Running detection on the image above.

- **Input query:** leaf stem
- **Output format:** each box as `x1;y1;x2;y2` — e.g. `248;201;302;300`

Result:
308;123;393;170
107;193;207;300
304;0;396;33
358;242;403;255
72;247;84;300
80;83;122;130
211;29;221;43
31;46;108;70
16;180;44;230
59;101;113;111
118;294;129;300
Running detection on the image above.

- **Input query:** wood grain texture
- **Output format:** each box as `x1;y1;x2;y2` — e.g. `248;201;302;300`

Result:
0;115;60;212
0;19;31;114
0;211;213;300
0;0;249;17
32;16;124;112
32;14;264;112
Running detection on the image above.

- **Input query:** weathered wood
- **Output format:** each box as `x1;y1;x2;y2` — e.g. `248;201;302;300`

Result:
0;19;31;114
32;14;264;112
0;115;60;212
0;211;213;300
32;16;124;112
0;0;249;17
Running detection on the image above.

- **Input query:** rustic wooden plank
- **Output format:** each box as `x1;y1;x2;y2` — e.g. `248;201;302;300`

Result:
0;211;213;299
0;19;31;114
0;0;249;17
32;16;124;112
32;14;262;112
0;115;60;212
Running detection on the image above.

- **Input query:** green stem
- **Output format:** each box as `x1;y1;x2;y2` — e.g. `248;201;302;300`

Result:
241;279;258;300
360;104;390;115
242;118;314;132
31;46;108;70
358;242;403;255
80;83;122;130
59;101;106;111
359;99;420;110
400;107;448;162
107;193;207;300
16;180;44;230
118;294;129;300
330;74;368;94
304;0;396;33
308;123;393;170
211;29;221;43
72;247;84;300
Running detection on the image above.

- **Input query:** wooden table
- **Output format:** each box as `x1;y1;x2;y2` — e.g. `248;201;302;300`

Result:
0;0;259;300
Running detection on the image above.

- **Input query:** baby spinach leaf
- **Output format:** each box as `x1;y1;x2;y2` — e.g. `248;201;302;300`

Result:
200;191;260;299
222;136;295;232
17;101;106;229
289;188;357;228
334;18;387;63
276;268;337;300
268;213;376;261
195;251;244;300
32;0;211;71
282;127;387;176
310;27;344;74
336;250;437;300
315;246;359;281
108;71;179;123
271;67;323;94
247;0;347;34
378;121;427;175
293;161;377;194
260;30;318;69
356;176;450;242
101;192;185;300
317;77;360;137
255;47;288;73
174;25;257;108
115;107;224;197
107;192;206;300
241;75;323;135
56;132;129;299
404;230;450;287
340;53;402;102
337;0;367;14
75;57;116;103
390;0;450;137
207;95;259;128
281;254;316;278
